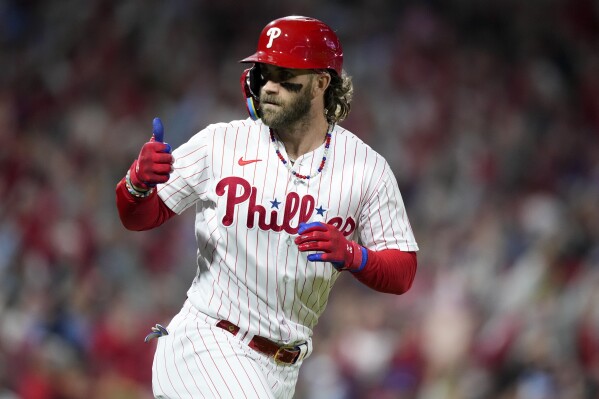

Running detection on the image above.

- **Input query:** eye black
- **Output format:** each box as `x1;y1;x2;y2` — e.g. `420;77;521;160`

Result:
280;82;303;93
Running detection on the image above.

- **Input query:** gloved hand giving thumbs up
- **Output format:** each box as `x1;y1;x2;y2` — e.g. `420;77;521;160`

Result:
127;117;173;195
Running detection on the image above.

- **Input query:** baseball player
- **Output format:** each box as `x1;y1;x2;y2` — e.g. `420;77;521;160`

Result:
116;15;418;399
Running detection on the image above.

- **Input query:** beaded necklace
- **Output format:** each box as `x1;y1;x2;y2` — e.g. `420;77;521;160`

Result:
270;125;332;180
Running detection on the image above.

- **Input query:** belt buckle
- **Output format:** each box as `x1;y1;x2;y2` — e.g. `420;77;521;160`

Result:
274;345;300;365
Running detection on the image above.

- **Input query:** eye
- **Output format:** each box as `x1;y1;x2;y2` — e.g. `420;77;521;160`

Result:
259;68;274;83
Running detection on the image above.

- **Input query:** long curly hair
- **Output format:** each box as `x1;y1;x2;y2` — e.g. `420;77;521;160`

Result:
324;70;353;124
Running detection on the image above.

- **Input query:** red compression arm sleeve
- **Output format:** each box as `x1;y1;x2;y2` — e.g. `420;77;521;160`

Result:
115;178;176;231
351;249;417;295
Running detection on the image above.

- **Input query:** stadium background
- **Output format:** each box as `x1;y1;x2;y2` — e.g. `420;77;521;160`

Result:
0;0;598;398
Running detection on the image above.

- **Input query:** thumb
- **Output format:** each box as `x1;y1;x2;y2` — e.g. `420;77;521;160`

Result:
151;117;165;143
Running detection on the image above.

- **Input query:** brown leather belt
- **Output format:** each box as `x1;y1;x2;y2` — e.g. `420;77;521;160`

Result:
216;320;304;365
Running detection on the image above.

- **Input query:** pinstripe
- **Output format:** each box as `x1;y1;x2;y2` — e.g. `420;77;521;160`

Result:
178;158;208;172
289;246;302;330
361;155;381;247
260;131;276;338
245;355;275;399
233;126;251;327
207;129;226;311
266;135;278;338
210;129;216;182
281;235;293;341
303;153;328;330
177;144;208;161
217;130;235;318
158;176;184;199
390;170;412;239
217;243;231;316
355;147;370;221
224;127;241;322
326;132;336;208
382;174;401;244
271;151;284;337
189;175;210;189
175;338;204;398
289;244;304;327
208;328;250;399
171;331;194;398
291;151;316;329
197;326;236;398
374;193;389;249
185;312;222;398
243;213;251;329
207;241;224;309
262;354;277;394
179;329;206;398
230;339;269;398
274;231;285;338
254;222;262;337
362;154;382;215
240;360;270;398
304;264;326;319
336;134;348;213
186;324;220;397
162;329;184;398
296;261;313;328
201;213;218;251
347;139;359;215
253;130;263;336
279;244;291;341
265;230;274;337
152;342;166;397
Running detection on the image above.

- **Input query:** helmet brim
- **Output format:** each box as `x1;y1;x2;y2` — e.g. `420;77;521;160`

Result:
240;51;338;73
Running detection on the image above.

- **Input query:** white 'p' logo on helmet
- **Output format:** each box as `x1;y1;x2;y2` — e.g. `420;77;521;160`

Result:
266;27;281;48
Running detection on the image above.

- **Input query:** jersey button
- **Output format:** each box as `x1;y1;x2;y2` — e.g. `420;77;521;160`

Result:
286;236;292;245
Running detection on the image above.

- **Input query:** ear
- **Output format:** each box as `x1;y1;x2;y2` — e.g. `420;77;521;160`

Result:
312;72;331;97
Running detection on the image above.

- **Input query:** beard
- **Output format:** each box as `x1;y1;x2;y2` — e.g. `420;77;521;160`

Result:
259;86;312;130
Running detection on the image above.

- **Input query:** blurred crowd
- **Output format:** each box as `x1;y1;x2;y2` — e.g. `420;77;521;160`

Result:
0;0;598;398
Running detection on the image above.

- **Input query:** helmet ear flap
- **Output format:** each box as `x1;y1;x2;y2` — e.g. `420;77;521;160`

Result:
240;65;262;121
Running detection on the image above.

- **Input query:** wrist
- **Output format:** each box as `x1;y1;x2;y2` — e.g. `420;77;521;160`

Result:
349;245;368;273
125;169;155;198
128;160;151;190
335;241;367;272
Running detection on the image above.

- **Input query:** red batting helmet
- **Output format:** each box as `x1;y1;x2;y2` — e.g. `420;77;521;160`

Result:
240;16;343;120
240;15;343;75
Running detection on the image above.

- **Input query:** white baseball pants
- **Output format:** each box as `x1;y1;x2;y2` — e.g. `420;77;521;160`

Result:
151;300;310;399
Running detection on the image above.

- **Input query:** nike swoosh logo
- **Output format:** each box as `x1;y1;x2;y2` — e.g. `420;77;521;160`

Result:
238;157;262;166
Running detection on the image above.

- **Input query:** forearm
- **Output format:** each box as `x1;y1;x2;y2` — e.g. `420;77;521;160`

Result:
350;249;417;294
115;178;176;231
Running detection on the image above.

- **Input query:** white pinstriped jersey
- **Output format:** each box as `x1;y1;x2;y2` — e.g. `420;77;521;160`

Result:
157;118;418;345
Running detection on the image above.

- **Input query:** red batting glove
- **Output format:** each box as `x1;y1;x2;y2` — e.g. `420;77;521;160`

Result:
295;222;368;272
128;117;173;191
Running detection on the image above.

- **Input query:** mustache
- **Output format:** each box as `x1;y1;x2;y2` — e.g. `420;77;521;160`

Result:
260;95;282;105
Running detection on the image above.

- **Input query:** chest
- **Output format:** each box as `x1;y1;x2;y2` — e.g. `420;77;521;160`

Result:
208;143;363;238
